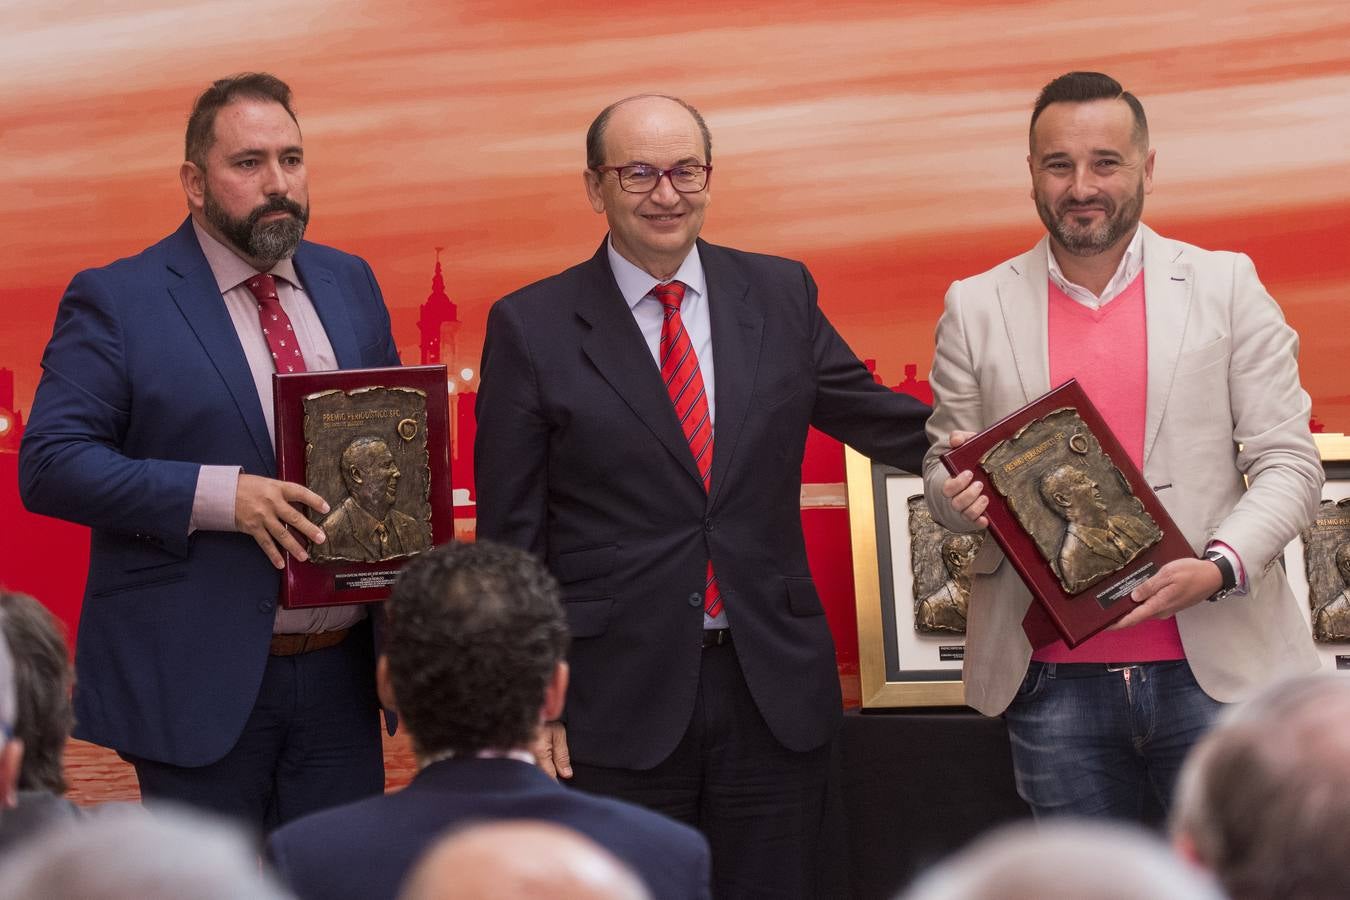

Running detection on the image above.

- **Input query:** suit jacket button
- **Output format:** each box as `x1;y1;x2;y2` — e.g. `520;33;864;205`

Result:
687;592;702;607
258;599;275;613
703;519;714;532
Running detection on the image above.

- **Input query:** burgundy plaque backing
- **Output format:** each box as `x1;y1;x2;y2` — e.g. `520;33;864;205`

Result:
274;365;451;609
941;379;1195;648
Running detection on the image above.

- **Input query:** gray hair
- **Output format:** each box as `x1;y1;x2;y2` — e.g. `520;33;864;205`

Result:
1170;673;1350;900
0;611;14;741
902;820;1223;900
0;805;293;900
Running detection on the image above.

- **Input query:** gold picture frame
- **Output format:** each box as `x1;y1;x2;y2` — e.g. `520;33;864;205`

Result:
1286;433;1350;672
845;446;967;708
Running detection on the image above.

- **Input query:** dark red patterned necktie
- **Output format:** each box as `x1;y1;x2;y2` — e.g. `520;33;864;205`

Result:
246;274;307;373
655;281;723;618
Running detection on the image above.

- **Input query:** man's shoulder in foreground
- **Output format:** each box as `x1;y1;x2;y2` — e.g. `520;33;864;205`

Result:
266;758;710;900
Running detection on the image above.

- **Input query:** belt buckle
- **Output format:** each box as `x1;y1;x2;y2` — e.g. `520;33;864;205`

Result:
1105;662;1134;673
702;629;730;648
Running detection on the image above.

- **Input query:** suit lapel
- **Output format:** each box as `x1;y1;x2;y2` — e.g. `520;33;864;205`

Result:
577;243;704;486
997;239;1051;404
294;246;361;367
1140;225;1193;466
163;219;275;469
701;241;762;509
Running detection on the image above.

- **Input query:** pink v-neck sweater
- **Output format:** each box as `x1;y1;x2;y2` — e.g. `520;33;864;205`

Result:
1033;272;1186;663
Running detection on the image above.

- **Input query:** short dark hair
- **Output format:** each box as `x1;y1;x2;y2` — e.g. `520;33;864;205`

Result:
384;541;569;757
0;591;73;793
1030;72;1148;149
586;94;712;170
185;72;299;169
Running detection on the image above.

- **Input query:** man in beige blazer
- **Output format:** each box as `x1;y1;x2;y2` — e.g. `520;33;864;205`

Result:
923;71;1321;822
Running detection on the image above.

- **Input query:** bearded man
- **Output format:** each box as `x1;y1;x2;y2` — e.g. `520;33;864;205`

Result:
20;73;400;831
924;71;1320;823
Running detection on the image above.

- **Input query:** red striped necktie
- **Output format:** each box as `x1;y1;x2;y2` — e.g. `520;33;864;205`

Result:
246;274;308;373
654;281;723;618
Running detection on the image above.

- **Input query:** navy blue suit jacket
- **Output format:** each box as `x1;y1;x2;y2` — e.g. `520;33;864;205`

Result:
475;240;930;770
266;757;712;900
19;218;400;767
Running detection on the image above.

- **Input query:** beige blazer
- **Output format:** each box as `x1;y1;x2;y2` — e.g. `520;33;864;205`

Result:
922;225;1322;715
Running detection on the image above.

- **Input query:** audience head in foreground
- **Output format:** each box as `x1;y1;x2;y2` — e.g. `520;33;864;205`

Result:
1171;672;1350;900
399;821;650;900
0;612;19;812
0;805;292;900
379;538;570;759
0;591;74;794
0;592;82;853
902;820;1223;900
265;540;711;900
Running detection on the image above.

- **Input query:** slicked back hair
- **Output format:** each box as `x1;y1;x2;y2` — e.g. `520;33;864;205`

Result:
586;94;712;170
185;72;299;169
384;541;569;757
1030;71;1148;150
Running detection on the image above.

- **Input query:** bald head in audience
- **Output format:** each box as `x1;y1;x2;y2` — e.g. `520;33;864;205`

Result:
399;821;650;900
0;806;292;900
1171;672;1350;900
901;820;1222;900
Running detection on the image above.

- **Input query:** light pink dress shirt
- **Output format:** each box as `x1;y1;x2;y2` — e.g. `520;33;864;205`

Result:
189;220;364;634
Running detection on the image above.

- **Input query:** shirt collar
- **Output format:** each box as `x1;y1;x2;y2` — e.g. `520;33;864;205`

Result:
192;217;301;295
1046;224;1144;301
606;238;707;309
419;747;537;769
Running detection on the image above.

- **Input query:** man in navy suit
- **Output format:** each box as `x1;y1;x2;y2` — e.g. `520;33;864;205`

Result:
19;73;399;830
266;540;712;900
474;94;930;897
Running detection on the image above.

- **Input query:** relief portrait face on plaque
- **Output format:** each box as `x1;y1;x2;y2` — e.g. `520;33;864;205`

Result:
1301;499;1350;642
907;495;984;635
981;407;1161;595
304;386;434;564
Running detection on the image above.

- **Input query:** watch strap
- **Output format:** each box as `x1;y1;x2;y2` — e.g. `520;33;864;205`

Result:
1204;550;1237;601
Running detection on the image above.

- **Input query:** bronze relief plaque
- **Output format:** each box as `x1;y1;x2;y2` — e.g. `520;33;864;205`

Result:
1301;499;1350;642
980;407;1162;595
907;495;984;635
303;386;434;564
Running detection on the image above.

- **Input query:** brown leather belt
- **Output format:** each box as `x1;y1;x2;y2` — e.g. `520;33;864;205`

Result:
269;628;351;657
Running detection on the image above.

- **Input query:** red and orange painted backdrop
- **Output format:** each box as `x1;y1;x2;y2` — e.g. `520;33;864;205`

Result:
3;0;1348;642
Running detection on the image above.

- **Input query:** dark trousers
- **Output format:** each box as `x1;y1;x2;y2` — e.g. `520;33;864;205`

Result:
569;641;830;900
127;624;384;836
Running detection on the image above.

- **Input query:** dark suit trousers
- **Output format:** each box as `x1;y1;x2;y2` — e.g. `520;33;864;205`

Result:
126;620;384;835
569;641;830;899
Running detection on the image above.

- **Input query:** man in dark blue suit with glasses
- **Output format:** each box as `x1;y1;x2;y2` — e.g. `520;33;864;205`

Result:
475;93;930;897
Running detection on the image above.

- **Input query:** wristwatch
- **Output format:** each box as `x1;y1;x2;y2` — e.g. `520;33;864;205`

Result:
1204;550;1238;602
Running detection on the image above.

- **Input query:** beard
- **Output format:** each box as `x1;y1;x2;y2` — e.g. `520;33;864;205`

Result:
204;191;309;266
1037;180;1144;257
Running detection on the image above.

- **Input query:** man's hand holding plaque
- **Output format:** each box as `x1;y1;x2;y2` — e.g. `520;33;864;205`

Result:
939;379;1197;648
273;364;452;609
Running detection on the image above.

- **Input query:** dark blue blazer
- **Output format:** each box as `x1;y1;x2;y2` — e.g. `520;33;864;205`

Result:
265;757;712;900
474;240;930;769
19;217;400;767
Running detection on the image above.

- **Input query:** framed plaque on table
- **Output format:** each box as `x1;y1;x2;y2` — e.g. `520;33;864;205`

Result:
274;364;452;609
941;379;1195;648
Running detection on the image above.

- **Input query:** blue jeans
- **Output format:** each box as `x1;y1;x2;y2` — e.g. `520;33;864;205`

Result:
1003;659;1223;823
